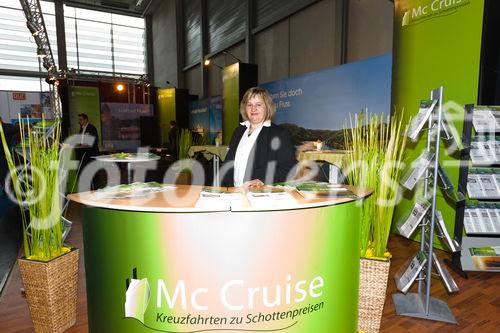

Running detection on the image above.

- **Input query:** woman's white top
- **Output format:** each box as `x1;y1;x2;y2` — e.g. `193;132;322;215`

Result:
233;120;271;187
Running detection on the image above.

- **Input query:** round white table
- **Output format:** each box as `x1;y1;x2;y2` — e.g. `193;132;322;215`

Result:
93;153;160;183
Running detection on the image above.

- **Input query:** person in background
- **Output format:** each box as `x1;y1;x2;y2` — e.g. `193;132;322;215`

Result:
0;117;18;187
167;120;179;157
76;113;99;170
221;87;297;188
77;113;99;152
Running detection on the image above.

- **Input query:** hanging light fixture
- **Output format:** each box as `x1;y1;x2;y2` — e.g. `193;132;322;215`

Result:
37;47;46;58
203;57;223;69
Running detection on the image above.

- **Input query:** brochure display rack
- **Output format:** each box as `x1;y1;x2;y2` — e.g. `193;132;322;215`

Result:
446;105;500;275
392;87;460;324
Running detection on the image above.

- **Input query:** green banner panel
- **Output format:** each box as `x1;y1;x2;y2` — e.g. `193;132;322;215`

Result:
66;86;101;193
68;86;101;145
82;202;362;332
157;88;176;146
222;63;240;145
392;0;484;248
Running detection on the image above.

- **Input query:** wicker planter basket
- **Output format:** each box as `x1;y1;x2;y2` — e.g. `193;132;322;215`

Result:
358;257;390;333
18;248;79;333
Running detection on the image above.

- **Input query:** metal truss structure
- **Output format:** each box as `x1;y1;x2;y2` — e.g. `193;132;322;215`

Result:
19;0;65;118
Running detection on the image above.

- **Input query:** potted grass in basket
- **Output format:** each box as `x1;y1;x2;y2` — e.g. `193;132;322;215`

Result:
343;112;409;333
0;118;79;333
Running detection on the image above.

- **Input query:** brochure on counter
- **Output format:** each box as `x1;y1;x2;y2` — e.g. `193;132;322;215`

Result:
195;190;244;210
275;181;358;199
246;190;297;209
92;182;176;199
197;186;296;209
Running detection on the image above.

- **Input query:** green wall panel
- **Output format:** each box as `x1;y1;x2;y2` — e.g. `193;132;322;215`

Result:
392;0;485;248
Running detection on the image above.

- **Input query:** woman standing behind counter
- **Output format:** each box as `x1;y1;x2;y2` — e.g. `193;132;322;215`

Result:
221;87;297;188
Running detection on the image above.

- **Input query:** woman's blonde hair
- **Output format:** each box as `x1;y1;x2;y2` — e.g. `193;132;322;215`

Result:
239;87;276;122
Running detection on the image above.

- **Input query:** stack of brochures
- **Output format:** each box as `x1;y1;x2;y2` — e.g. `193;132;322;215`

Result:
464;204;500;234
469;246;500;271
467;170;500;199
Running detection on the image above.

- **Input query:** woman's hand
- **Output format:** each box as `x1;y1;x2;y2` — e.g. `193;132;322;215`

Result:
243;179;264;188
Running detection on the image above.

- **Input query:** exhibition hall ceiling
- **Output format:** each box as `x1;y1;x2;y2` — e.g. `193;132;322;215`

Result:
50;0;160;16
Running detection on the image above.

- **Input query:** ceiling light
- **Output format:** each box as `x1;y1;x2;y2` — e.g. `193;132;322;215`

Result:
37;47;46;58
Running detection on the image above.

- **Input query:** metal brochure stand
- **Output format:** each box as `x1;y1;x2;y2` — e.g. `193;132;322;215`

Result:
392;87;458;324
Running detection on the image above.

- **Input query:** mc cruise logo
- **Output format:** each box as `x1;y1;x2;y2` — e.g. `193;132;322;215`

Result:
401;0;470;27
124;268;151;323
123;267;326;332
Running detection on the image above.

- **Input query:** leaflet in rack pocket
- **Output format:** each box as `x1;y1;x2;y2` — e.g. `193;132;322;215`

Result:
472;109;500;133
437;165;465;203
441;111;465;150
401;150;435;191
467;173;484;198
470;140;488;165
394;251;428;294
466;171;500;199
477;205;496;234
462;205;500;234
477;172;496;198
434;210;461;252
431;251;459;293
408;99;438;141
397;198;431;238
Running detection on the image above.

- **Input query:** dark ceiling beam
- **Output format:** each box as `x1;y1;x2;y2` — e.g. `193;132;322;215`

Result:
42;0;147;17
200;0;208;98
54;0;68;71
245;0;254;63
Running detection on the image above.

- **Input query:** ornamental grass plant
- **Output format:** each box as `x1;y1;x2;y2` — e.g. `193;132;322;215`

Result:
344;112;409;258
0;118;69;261
177;128;193;161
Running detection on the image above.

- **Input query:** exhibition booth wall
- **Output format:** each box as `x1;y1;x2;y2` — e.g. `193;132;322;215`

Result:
261;53;392;146
0;91;54;123
392;0;485;249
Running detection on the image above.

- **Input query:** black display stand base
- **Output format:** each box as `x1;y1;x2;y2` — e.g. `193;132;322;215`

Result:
444;257;468;279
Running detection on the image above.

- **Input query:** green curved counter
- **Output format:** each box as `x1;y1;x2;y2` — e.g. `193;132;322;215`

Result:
69;185;371;333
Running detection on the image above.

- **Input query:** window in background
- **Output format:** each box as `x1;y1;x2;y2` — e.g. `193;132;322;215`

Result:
0;0;58;73
0;75;50;92
64;5;145;75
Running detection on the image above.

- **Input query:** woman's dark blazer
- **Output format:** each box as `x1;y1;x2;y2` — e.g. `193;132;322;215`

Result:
221;123;297;187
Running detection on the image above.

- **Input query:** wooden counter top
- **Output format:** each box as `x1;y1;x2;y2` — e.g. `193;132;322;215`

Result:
68;185;372;213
